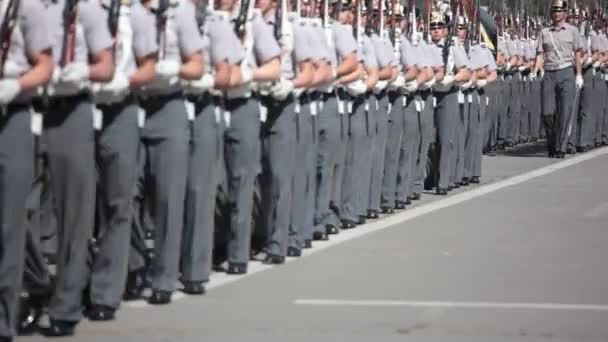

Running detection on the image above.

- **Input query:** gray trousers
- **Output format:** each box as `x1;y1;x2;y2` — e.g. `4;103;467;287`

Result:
89;100;139;309
359;98;374;214
507;76;522;144
259;98;296;255
380;92;404;208
181;97;223;283
542;67;577;154
520;79;531;141
474;92;487;177
340;96;366;222
43;96;96;322
577;68;596;148
328;97;348;226
598;81;608;144
454;92;469;183
412;92;434;195
486;81;499;148
395;95;420;201
498;77;512;144
369;92;388;210
433;90;457;190
224;97;260;264
315;95;341;229
464;93;478;179
530;80;542;140
139;95;189;292
0;108;33;338
291;98;315;243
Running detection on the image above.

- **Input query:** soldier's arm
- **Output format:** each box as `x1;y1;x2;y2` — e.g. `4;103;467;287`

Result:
213;61;231;89
364;65;379;90
337;53;358;77
574;49;582;76
130;55;157;88
310;59;333;87
338;62;363;84
293;60;314;88
179;53;205;80
378;65;392;80
81;2;115;81
253;57;281;82
129;6;158;88
403;65;418;82
20;2;53;90
534;54;544;74
486;69;497;82
434;66;445;82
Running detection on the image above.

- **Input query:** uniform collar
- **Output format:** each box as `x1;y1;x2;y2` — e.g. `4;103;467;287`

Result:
550;22;567;31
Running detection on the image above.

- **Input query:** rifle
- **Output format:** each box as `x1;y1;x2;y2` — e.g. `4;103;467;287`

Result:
377;0;383;38
195;0;210;35
107;0;122;58
0;0;19;78
156;0;170;60
364;0;373;35
443;0;458;70
61;0;79;67
234;0;255;61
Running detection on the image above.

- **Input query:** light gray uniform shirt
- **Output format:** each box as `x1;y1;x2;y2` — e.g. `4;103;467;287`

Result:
2;0;52;102
270;13;312;80
537;22;583;71
44;0;113;96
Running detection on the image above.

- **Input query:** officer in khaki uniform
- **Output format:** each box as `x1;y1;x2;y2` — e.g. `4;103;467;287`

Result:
0;0;53;340
535;0;583;158
86;0;158;321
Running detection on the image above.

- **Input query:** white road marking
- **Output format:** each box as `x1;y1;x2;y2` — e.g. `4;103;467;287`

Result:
294;299;608;312
124;147;608;309
584;202;608;218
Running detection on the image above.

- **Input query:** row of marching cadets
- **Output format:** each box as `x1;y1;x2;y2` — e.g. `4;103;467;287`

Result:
0;0;501;341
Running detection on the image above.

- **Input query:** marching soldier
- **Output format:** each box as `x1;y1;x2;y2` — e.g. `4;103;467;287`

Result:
86;0;158;320
0;0;53;340
131;0;204;305
595;19;608;147
535;0;583;158
179;0;241;295
454;15;473;188
314;0;359;238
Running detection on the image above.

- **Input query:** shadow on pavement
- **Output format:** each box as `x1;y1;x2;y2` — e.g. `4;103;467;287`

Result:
496;141;549;158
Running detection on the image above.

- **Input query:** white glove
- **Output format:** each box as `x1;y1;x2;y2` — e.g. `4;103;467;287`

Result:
374;80;388;93
100;72;130;95
59;62;90;83
293;87;305;98
459;80;473;90
403;80;418;93
188;73;215;92
518;65;528;72
240;61;255;85
540;70;545;79
440;75;455;87
424;76;436;89
269;79;294;101
529;71;537;81
584;56;593;67
390;74;405;89
505;62;512;71
475;79;487;88
593;61;601;68
576;74;584;89
0;79;21;105
345;80;367;96
156;60;181;79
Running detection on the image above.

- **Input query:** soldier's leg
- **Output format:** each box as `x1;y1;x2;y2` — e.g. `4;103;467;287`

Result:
0;108;34;339
224;98;261;270
577;71;593;150
181;98;222;286
401;95;419;201
541;71;558;155
498;78;510;146
293;101;313;243
557;69;577;154
328;97;348;228
381;93;404;210
369;93;388;212
412;93;434;195
315;95;340;232
435;92;456;191
465;94;478;181
141;97;189;294
89;102;139;311
359;98;374;217
306;101;319;238
340;98;365;224
44;97;96;324
474;94;488;178
457;96;470;183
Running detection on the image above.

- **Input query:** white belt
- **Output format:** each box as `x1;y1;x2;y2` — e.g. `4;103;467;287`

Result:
226;85;252;100
545;63;572;72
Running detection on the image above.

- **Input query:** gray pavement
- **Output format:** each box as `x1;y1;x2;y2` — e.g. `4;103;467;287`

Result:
20;144;608;342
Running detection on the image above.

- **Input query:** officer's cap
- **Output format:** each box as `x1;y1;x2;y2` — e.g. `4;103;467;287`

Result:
456;15;467;29
551;0;568;12
429;11;445;29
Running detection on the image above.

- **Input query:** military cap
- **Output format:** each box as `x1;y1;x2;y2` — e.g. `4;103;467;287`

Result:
551;0;568;12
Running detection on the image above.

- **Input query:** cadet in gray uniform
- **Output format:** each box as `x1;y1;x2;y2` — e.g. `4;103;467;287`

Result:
367;12;395;219
576;20;600;152
454;16;473;187
0;1;52;340
223;0;281;273
429;12;471;195
315;0;358;237
256;0;313;262
595;27;608;146
528;30;542;143
535;0;583;158
86;0;158;321
180;4;239;295
35;0;114;335
135;0;204;305
505;29;522;147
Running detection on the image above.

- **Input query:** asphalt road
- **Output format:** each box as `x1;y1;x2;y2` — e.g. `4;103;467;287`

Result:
20;143;608;342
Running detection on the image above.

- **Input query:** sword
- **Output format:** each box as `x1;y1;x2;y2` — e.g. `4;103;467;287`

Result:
566;86;581;142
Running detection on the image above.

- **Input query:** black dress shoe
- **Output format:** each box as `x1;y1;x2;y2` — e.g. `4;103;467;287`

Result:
366;209;379;219
87;304;116;321
312;231;328;241
303;239;313;248
470;176;480;184
42;320;77;337
410;193;421;201
505;141;514;148
531;138;538;142
394;201;406;210
381;207;395;214
576;146;588;153
341;219;356;229
262;254;285;265
555;152;566;159
461;178;470;186
357;216;366;225
447;185;454;191
287;246;302;257
18;294;45;335
436;188;448;195
148;290;172;305
0;337;12;342
182;281;206;295
325;224;339;235
453;183;461;189
566;147;576;155
227;262;248;274
496;144;505;151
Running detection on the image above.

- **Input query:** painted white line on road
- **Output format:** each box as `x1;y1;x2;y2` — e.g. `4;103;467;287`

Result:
125;147;608;309
294;299;608;312
584;202;608;218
